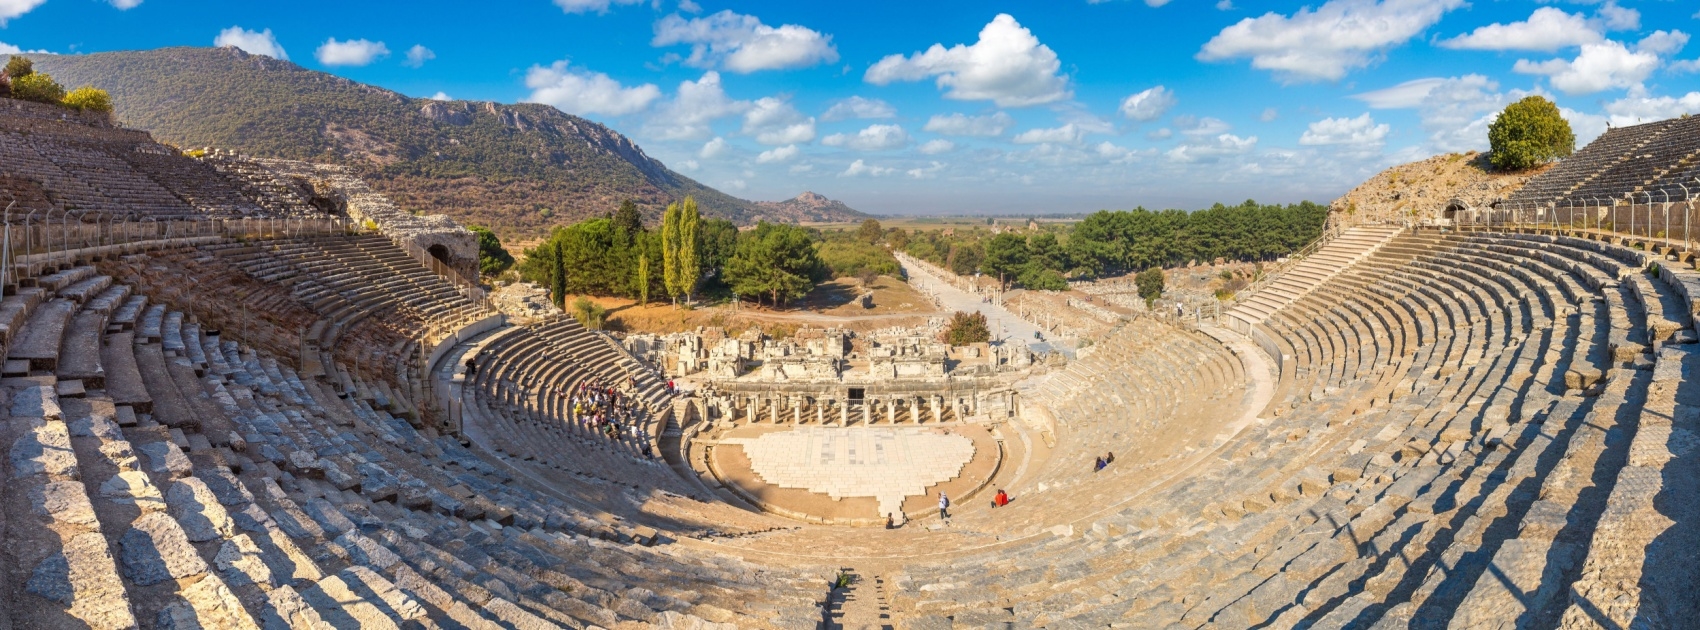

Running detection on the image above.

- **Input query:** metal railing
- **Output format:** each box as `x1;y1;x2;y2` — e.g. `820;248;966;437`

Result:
1453;188;1699;255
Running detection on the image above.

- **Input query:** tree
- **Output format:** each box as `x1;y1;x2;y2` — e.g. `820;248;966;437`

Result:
944;311;991;345
1135;268;1165;307
981;232;1030;288
61;86;112;113
10;72;65;105
1489;95;1574;171
468;226;514;277
3;56;33;81
571;297;607;330
725;222;823;307
661;201;682;304
678;196;700;301
551;240;567;309
636;254;650;305
612;199;643;242
856;218;883;244
887;227;909;250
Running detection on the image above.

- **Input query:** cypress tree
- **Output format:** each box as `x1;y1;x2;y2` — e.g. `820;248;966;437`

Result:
551;240;567;309
679;196;701;303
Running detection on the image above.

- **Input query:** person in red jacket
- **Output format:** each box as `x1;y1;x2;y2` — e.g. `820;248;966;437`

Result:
993;489;1010;507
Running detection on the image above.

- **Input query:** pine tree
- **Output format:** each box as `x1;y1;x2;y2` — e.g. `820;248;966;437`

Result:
551;240;567;309
679;196;701;303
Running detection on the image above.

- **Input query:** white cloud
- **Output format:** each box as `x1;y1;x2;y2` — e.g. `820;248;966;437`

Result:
1437;7;1601;52
1175;115;1232;136
841;159;895;177
1216;0;1234;9
0;40;49;54
1012;124;1085;145
865;14;1071;107
918;139;956;154
404;45;435;68
1166;134;1258;163
821;96;896;121
1604;92;1700;126
1672;58;1700;74
1596;2;1639;31
1094;141;1140;163
1352;77;1449;108
1260;108;1278;122
1560;107;1608;146
1298;113;1389;147
700;137;730;159
922;112;1013;137
1513;32;1684;94
646;72;751;140
1198;0;1466;82
214;26;288;60
1147;128;1174;140
724;179;747;191
553;0;643;14
742;97;816;145
429;91;452;101
1118;85;1177;121
789;163;814;174
109;0;141;10
822;124;910;151
524;61;662;116
907;161;947;179
680;159;700;171
0;0;44;25
653;10;838;73
316;38;390;67
756;144;801;163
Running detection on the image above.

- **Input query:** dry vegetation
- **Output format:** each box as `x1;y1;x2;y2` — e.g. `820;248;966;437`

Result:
1331;151;1550;225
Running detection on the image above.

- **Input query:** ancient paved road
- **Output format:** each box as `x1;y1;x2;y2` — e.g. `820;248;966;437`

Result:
897;253;1044;343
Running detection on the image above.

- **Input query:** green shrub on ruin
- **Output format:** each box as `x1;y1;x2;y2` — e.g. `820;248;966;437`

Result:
944;311;991;345
1135;268;1165;307
10;71;65;105
468;226;513;277
61;86;113;113
571;297;607;330
1488;96;1574;171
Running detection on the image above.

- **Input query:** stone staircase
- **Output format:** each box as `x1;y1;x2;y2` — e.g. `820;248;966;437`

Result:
1227;223;1405;329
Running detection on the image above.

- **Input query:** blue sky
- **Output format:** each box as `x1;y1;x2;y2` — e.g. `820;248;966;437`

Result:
2;0;1698;215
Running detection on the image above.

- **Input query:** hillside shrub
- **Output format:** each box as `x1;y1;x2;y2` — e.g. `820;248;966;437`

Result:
1489;96;1574;171
571;297;607;330
1135;268;1165;307
61;86;112;113
11;72;65;105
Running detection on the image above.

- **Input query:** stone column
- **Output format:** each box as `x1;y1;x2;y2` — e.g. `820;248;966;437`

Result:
862;400;871;425
769;396;780;423
815;400;823;424
792;397;801;424
930;396;940;423
840;399;849;426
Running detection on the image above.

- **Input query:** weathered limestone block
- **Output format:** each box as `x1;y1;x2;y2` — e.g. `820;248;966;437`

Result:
98;440;139;471
11;418;78;479
138;441;192;478
155;572;258;630
260;586;328;630
214;534;273;587
12;385;63;419
165;477;235;543
101;471;165;512
1563;366;1602;390
119;512;209;586
25;532;138;630
32;480;98;528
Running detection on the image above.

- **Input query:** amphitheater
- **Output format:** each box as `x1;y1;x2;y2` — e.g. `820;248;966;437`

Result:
0;95;1697;630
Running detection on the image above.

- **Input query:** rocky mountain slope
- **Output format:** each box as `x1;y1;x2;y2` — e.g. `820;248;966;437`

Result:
753;191;867;222
1331;151;1551;225
13;47;862;237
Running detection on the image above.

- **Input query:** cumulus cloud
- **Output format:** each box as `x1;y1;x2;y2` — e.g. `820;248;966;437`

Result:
1355;74;1537;152
1352;77;1449;108
1175;115;1232;136
1260;108;1279;122
918;139;956;154
821;96;896;121
0;0;44;25
653;10;838;73
1298;113;1390;149
756;144;801;163
553;0;643;14
1604;91;1700;126
699;137;730;159
841;159;895;177
429;91;452;101
1198;0;1465;82
404;45;435;68
0;40;50;54
1166;134;1258;163
316;38;390;67
1012;124;1085;145
109;0;141;10
922;112;1014;137
742;97;817;145
524;61;662;116
907;161;947;179
1118;86;1177;121
1596;2;1639;31
865;14;1071;107
823;124;910;151
1437;7;1601;52
215;26;288;60
1513;32;1685;94
645;72;751;140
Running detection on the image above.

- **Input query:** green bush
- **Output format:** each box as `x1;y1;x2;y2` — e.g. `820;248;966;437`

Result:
468;225;514;277
817;236;899;279
1017;266;1068;291
1135;268;1165;307
10;72;65;105
1488;96;1574;171
571;297;607;330
61;86;113;113
944;311;991;345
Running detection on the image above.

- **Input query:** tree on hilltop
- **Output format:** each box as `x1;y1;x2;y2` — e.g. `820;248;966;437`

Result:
1489;96;1574;171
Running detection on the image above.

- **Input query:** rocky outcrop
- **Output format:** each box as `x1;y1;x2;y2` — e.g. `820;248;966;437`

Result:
1329;151;1550;226
752;191;869;223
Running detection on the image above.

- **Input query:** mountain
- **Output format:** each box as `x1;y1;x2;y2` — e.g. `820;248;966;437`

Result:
753;191;868;222
14;46;861;238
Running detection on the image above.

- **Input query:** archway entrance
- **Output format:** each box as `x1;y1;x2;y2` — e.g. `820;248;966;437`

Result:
427;244;452;266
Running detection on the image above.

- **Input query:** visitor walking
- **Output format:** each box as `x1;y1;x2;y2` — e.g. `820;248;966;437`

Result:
1094;456;1106;473
938;492;950;521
